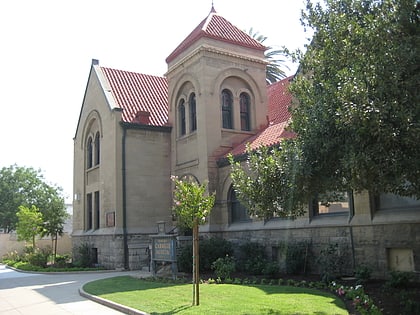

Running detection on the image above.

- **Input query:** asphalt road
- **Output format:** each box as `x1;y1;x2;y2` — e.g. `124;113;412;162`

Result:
0;264;150;315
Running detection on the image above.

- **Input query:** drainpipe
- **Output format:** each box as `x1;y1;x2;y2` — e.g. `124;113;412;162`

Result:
122;127;129;270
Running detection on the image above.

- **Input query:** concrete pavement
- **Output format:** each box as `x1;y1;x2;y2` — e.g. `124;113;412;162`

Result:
0;264;151;315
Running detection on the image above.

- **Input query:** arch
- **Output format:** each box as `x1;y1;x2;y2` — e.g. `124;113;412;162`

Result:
212;67;263;106
81;110;103;149
169;73;201;110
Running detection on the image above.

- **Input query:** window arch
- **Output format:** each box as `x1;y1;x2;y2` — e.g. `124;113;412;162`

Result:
87;137;93;169
179;99;186;136
189;93;197;132
94;132;100;166
221;89;233;129
239;92;250;131
228;186;250;223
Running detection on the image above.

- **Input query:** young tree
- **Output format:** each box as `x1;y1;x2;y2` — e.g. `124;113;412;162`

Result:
171;175;215;306
290;0;420;197
16;205;44;249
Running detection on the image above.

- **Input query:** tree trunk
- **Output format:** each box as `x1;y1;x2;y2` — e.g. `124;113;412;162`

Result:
192;218;199;305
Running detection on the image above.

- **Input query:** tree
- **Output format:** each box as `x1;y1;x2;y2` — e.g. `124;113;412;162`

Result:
289;0;420;198
247;28;289;84
171;175;215;306
0;165;67;238
228;142;307;220
16;205;44;249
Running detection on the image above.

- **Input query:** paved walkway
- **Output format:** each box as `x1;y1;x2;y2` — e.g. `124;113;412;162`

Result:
0;264;151;315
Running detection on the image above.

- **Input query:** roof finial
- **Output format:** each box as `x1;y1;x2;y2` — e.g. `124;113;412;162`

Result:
210;0;216;13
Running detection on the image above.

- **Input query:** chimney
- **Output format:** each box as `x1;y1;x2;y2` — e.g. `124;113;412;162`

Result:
134;110;151;125
92;59;99;66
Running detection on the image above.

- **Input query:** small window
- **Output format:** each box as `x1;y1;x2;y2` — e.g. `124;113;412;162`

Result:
229;186;250;223
222;89;233;129
240;92;250;131
189;93;197;132
377;193;420;211
87;137;93;169
179;100;186;136
94;191;100;229
313;191;351;215
94;132;100;166
87;193;93;230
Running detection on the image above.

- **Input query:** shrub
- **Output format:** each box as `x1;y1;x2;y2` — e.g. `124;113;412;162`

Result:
211;255;236;280
236;242;267;274
27;248;51;267
177;238;234;272
386;270;412;288
317;243;350;283
73;243;95;268
285;242;310;275
355;264;372;284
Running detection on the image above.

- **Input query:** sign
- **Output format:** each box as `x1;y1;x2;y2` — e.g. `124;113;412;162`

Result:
151;236;176;262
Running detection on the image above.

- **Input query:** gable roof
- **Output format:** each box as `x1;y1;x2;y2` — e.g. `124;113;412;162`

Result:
101;67;168;126
228;76;295;157
166;8;266;63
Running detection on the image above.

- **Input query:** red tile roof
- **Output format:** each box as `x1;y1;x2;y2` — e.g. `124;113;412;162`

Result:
101;67;169;126
228;76;295;156
166;9;265;63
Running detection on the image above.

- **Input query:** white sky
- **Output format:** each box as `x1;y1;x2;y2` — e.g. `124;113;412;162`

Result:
0;0;310;203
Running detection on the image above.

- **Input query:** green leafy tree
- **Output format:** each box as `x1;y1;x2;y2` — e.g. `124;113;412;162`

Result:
247;27;288;84
228;142;307;220
16;205;44;249
289;0;420;197
0;165;67;240
171;175;215;306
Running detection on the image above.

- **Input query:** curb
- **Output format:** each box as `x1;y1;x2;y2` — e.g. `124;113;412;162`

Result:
79;286;149;315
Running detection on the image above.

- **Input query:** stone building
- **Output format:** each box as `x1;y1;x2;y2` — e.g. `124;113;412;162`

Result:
73;6;420;277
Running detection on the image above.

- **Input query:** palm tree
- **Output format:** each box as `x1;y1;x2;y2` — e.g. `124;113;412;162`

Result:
247;28;289;84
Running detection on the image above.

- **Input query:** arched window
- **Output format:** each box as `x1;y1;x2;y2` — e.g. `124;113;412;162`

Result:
221;89;233;129
94;132;100;166
228;186;250;223
179;99;186;136
87;137;93;169
240;92;250;131
189;93;197;132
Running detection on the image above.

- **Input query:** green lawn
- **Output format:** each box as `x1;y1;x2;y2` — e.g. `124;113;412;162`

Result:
83;276;348;315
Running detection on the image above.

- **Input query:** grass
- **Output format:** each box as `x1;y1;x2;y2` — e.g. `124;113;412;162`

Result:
83;276;348;315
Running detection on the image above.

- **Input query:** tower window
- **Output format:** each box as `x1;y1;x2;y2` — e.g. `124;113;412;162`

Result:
179;99;186;136
189;93;197;132
240;92;250;131
222;89;233;129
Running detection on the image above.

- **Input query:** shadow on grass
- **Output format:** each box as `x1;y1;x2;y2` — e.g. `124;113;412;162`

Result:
83;276;347;315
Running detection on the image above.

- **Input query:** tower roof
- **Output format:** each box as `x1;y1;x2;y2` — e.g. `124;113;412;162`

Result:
166;8;266;63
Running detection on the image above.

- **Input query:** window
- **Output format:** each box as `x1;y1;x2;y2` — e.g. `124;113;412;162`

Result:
94;132;100;166
189;93;197;132
94;191;100;229
179;100;186;136
221;89;233;129
87;137;93;169
87;193;93;230
377;193;420;211
240;92;250;131
229;186;250;223
313;191;352;215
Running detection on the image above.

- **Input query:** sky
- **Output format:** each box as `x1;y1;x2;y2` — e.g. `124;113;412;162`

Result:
0;0;310;203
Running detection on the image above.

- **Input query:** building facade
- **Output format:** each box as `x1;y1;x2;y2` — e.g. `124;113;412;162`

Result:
73;7;420;277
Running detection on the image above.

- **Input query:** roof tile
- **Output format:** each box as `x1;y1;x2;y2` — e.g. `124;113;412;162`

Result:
101;67;169;126
166;10;265;63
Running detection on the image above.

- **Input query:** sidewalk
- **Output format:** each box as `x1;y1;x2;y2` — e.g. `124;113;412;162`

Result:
0;264;151;315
